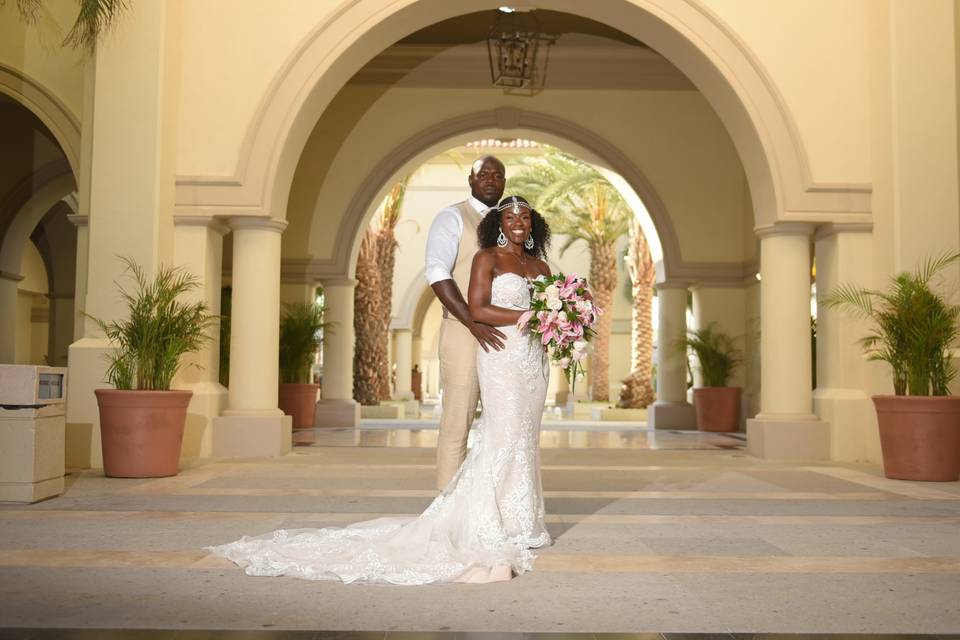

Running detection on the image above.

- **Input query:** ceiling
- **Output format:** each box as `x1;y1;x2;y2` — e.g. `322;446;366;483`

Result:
397;9;647;47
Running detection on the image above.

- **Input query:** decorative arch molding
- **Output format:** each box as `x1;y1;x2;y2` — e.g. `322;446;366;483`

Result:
174;0;870;227
0;64;81;176
0;158;74;251
0;172;77;276
285;108;684;282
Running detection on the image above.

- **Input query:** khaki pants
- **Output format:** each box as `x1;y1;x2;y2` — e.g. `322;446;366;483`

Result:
436;318;479;490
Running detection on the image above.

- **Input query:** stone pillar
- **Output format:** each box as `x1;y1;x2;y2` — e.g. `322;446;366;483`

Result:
747;223;829;460
648;282;696;429
392;328;413;399
0;271;23;363
45;293;74;367
173;216;229;460
67;214;89;342
315;278;359;428
66;0;182;469
813;223;881;463
211;217;291;457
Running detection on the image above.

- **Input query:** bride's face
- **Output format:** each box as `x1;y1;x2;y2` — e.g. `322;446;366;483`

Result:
501;205;532;247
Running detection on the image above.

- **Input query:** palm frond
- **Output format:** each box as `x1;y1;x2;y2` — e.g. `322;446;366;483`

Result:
63;0;129;51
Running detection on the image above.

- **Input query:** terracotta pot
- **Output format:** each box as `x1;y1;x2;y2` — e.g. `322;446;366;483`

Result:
95;389;191;478
872;395;960;481
692;387;741;432
279;383;319;445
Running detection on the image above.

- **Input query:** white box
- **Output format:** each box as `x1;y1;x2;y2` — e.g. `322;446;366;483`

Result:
0;365;68;406
0;404;65;502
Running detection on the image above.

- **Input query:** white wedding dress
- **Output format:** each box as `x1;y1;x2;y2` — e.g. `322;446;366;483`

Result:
207;272;551;584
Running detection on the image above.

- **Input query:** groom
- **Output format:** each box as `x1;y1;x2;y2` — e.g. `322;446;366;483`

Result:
424;155;507;490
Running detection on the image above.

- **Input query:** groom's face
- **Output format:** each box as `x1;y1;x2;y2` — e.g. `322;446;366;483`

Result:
468;157;506;207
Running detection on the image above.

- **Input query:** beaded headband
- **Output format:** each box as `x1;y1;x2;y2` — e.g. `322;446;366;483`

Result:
496;196;531;213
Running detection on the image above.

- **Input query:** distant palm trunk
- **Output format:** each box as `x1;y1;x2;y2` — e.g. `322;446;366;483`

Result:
589;238;617;401
373;179;408;399
354;229;388;405
619;218;656;408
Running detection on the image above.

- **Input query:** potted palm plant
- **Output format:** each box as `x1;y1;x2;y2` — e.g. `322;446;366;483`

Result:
824;252;960;481
91;258;215;478
681;323;742;432
278;301;327;445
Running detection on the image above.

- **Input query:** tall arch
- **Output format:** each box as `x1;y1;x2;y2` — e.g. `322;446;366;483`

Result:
175;0;868;228
310;109;680;281
0;64;81;177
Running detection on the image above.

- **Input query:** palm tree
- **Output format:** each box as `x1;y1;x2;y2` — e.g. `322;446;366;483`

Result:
373;177;409;398
508;150;632;401
353;229;388;405
619;218;656;408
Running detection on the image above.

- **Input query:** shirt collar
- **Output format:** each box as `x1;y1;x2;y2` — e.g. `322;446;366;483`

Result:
468;195;493;214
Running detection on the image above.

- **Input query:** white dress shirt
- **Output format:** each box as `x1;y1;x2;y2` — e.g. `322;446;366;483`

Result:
424;195;490;285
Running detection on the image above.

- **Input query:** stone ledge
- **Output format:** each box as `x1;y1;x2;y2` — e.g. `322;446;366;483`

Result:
212;414;292;458
747;416;830;460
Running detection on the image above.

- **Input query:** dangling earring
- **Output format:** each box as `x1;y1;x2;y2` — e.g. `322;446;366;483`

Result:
524;234;535;250
497;227;508;247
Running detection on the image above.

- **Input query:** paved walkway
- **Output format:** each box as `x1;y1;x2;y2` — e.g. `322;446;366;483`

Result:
1;427;959;635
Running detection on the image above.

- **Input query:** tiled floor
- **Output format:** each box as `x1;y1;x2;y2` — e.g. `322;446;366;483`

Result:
1;632;958;639
0;425;958;635
316;424;747;450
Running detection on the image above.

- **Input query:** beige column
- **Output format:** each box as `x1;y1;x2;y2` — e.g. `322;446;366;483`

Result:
314;278;359;428
0;271;23;363
648;282;696;429
211;217;291;457
392;328;413;399
67;213;89;342
173;216;229;460
813;223;881;463
45;293;74;367
66;0;182;469
747;223;829;460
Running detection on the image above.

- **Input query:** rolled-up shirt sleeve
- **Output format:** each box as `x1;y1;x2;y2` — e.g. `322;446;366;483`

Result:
424;208;463;285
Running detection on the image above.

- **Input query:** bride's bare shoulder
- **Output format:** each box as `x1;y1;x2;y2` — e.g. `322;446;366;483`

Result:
535;258;551;277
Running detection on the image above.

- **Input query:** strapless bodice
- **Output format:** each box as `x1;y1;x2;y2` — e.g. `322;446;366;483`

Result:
491;272;531;311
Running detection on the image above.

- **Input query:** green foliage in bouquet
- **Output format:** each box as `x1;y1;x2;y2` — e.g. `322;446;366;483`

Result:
680;323;741;388
90;257;216;390
279;301;330;384
823;251;960;396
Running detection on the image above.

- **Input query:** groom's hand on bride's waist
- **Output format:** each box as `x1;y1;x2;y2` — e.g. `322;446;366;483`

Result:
468;321;505;352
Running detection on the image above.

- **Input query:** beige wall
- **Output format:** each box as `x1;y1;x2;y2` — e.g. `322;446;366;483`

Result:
707;0;872;185
176;0;340;177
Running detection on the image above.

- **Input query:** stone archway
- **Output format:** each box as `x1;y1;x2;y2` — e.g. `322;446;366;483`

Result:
176;0;869;231
0;64;81;177
318;109;680;283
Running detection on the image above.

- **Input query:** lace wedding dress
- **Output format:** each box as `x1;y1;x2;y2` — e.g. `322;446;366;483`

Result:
207;272;551;584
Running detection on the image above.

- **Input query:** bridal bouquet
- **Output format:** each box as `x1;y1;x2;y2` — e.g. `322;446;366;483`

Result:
517;273;600;386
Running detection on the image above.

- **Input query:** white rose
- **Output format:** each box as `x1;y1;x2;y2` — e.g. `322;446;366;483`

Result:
547;296;562;311
544;284;559;297
573;340;587;352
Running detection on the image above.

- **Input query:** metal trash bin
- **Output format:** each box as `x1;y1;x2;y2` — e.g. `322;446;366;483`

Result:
0;365;68;503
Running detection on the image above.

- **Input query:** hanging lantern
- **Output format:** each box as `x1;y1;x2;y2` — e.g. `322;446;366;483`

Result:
487;9;556;96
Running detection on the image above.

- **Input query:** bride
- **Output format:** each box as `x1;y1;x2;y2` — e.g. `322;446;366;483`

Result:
208;195;553;584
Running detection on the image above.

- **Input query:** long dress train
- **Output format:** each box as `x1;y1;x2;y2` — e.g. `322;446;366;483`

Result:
206;273;551;584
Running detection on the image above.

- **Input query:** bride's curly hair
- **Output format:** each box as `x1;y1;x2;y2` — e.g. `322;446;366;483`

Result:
477;195;551;260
